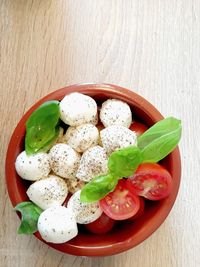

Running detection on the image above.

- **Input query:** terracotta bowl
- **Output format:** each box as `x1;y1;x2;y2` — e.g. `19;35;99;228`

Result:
5;83;181;256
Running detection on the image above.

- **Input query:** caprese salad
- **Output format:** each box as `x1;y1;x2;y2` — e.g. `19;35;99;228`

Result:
14;92;182;244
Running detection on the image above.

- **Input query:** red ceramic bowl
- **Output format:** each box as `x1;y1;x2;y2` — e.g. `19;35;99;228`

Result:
5;83;181;256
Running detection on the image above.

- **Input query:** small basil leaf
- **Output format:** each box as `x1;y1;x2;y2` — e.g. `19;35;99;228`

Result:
80;174;118;203
108;146;142;178
14;202;43;234
25;126;60;154
138;117;181;149
138;117;182;162
25;101;60;155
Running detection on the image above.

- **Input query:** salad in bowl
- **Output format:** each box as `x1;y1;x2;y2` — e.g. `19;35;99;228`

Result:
5;84;181;256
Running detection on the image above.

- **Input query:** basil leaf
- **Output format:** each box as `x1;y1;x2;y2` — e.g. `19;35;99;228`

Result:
138;117;182;162
25;101;60;155
25;126;60;154
80;174;118;203
108;146;142;178
14;202;43;234
138;117;181;149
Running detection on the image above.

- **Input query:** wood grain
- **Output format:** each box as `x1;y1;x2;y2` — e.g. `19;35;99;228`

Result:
0;0;200;266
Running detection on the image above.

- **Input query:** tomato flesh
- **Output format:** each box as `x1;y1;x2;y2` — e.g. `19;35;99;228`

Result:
100;179;140;220
84;213;115;234
129;122;148;136
127;163;173;201
127;197;145;221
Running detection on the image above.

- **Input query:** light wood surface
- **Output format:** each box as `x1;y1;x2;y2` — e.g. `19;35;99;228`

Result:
0;1;200;266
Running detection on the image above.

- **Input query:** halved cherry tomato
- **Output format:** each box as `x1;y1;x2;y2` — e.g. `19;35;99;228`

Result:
127;197;145;221
84;212;115;234
130;122;148;136
100;179;140;220
126;163;173;201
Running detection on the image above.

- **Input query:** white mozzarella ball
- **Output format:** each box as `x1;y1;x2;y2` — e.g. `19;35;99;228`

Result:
60;93;97;126
26;175;68;210
49;144;81;179
100;99;132;128
15;151;51;181
64;126;76;142
100;125;137;155
76;146;108;182
65;124;99;153
67;190;102;224
38;206;78;244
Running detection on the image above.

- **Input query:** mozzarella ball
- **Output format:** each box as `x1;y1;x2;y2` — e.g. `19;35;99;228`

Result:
76;146;108;182
62;126;75;143
60;93;97;126
15;151;50;181
27;175;68;210
100;99;132;128
49;144;81;179
66;179;85;194
65;124;99;153
100;125;137;155
67;190;102;224
38;206;78;244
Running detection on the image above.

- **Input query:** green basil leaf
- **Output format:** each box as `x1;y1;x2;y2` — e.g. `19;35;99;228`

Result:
25;101;60;155
80;174;118;203
138;117;181;149
138;117;182;162
108;146;142;178
25;126;60;154
14;202;43;234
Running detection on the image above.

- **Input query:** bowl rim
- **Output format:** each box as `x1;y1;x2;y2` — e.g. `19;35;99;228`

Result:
5;83;181;256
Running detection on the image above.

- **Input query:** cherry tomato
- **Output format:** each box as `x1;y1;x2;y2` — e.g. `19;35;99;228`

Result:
126;163;173;201
130;122;148;136
84;213;115;234
100;179;140;220
127;197;145;221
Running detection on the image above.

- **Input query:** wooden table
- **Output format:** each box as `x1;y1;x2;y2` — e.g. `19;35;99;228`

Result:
0;1;199;266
